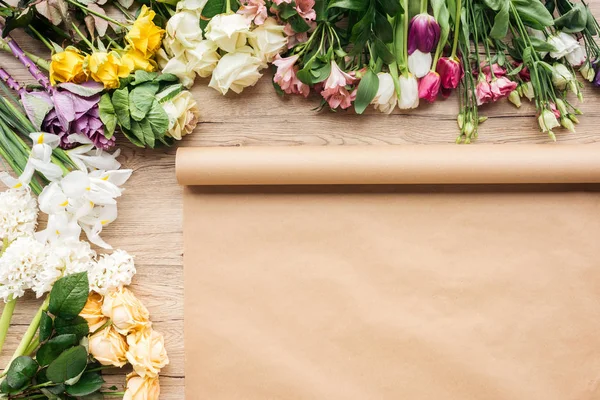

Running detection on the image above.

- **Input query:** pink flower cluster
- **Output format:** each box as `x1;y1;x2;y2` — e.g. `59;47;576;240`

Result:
238;0;268;25
270;0;317;48
273;54;310;97
319;60;356;109
475;63;518;106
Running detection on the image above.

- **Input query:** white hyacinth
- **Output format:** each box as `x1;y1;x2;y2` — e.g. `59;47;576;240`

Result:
89;250;136;294
0;236;48;301
0;188;38;243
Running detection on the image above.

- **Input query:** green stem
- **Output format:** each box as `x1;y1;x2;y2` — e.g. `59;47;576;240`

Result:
403;0;409;72
85;365;117;373
420;0;427;13
389;62;401;98
24;335;39;356
450;0;462;58
0;298;16;356
72;23;95;51
225;0;231;13
29;381;56;390
65;0;127;27
102;392;126;396
28;26;53;52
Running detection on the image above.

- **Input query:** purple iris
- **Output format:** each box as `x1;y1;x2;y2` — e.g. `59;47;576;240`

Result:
408;13;441;55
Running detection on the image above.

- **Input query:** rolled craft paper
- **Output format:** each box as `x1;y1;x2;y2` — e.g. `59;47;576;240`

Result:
176;145;600;186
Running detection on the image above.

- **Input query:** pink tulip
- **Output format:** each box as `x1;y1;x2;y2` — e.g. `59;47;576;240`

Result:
436;56;463;89
418;71;441;102
408;13;440;55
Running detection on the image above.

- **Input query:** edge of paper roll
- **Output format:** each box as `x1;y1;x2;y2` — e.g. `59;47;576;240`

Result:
176;145;600;186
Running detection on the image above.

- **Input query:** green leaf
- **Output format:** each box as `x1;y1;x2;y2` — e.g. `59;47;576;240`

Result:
36;334;78;367
2;7;33;38
156;84;183;103
139;118;155;149
146;100;170;142
376;0;399;16
112;87;131;130
57;83;104;97
279;2;297;18
39;312;53;342
374;11;393;42
129;82;159;121
289;14;310;33
0;378;22;395
129;120;146;146
296;64;315;85
511;0;554;29
373;37;395;64
310;62;332;84
201;0;226;18
48;272;89;320
489;0;509;39
46;346;88;384
65;372;104;396
328;0;367;11
587;7;598;35
314;0;328;21
122;127;145;147
350;1;375;55
529;36;557;53
431;0;450;46
6;356;38;390
130;70;158;86
481;0;504;11
98;93;117;139
554;3;587;33
155;73;179;83
54;316;89;340
354;69;379;114
20;92;53;131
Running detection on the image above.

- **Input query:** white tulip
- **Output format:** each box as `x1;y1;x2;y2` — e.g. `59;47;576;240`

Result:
205;13;251;53
249;17;288;63
371;72;397;114
408;50;432;78
398;73;419;109
208;48;263;94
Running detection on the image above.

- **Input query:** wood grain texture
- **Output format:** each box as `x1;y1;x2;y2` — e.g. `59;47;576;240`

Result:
1;4;600;395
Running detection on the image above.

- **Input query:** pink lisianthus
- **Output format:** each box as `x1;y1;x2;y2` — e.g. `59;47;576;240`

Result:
272;54;310;97
490;76;518;101
418;71;441;102
480;63;506;78
295;0;316;20
549;102;561;119
238;0;268;24
436;56;463;89
320;60;356;109
476;78;493;105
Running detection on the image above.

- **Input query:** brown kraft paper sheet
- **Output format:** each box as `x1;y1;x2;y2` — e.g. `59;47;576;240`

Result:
178;145;600;400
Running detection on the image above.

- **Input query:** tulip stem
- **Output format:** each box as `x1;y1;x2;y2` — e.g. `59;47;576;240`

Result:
0;298;16;356
420;0;427;14
28;25;53;52
225;0;231;13
450;0;461;58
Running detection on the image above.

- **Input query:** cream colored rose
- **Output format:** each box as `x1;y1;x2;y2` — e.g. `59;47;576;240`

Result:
208;48;263;94
102;287;150;335
163;91;200;140
188;40;221;78
80;292;108;332
161;56;197;88
126;327;169;378
249;17;287;63
205;13;251;53
166;11;203;50
176;0;208;13
89;326;128;367
124;373;160;400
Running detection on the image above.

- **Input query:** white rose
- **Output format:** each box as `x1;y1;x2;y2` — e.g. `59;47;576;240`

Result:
205;13;251;53
371;72;397;114
163;91;200;140
208;47;263;94
176;0;208;13
161;57;197;88
249;17;287;63
187;40;221;78
166;11;203;49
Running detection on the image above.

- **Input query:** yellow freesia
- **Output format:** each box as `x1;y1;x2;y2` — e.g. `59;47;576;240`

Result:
125;5;165;58
86;51;131;89
49;47;88;85
121;48;156;73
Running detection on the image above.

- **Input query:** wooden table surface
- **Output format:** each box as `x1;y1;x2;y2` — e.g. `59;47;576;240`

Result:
2;9;600;396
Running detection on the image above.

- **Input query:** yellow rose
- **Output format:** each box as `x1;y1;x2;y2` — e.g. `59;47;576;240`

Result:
124;373;160;400
89;326;128;367
121;49;156;73
49;47;87;85
125;6;165;58
102;287;150;335
126;327;169;377
80;292;108;332
86;51;131;89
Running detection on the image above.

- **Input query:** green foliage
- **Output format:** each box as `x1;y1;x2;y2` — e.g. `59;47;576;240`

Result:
46;346;88;384
54;315;90;340
5;356;38;391
36;334;78;367
48;272;89;320
354;69;379;114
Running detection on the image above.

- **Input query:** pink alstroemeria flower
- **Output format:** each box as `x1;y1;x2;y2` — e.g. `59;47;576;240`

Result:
238;0;268;24
320;60;356;109
295;0;316;21
272;54;310;97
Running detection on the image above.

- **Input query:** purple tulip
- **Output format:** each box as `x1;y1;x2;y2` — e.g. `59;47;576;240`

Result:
408;13;440;55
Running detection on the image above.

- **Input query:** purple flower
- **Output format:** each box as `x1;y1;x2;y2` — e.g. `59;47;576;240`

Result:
408;13;440;55
40;82;115;150
593;63;600;87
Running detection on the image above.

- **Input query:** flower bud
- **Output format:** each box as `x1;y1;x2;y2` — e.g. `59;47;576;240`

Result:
508;90;521;108
457;113;464;129
418;71;441;102
551;63;575;91
521;82;535;101
478;116;488;124
464;121;475;139
569;114;580;124
408;13;440;54
436;57;463;89
555;98;568;116
580;62;595;82
538;109;560;133
560;117;576;133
